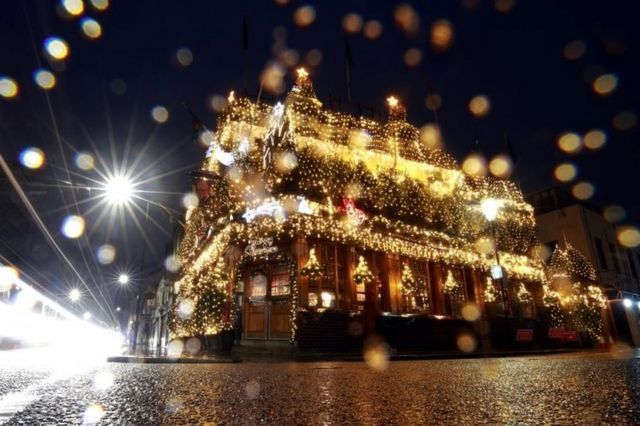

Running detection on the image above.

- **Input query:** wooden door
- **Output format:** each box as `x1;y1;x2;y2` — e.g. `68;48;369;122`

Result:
245;270;268;339
243;264;292;340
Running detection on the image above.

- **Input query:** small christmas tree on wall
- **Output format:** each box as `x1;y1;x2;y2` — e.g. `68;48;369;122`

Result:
483;276;500;303
301;248;324;280
353;255;374;292
400;263;416;296
443;271;464;301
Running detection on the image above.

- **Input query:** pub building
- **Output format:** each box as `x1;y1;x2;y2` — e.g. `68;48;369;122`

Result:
170;69;547;353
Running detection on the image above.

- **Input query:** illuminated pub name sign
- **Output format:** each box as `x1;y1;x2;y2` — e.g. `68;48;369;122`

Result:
245;237;278;257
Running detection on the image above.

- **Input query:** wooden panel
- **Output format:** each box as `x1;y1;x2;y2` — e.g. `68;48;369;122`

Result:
269;300;290;339
245;301;267;338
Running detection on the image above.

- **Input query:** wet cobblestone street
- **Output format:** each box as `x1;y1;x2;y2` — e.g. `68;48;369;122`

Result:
2;351;640;425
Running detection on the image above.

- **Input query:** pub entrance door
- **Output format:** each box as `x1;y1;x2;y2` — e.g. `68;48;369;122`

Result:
243;263;291;340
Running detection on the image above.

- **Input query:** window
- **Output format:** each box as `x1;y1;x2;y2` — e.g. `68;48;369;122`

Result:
627;251;638;279
444;267;466;317
594;238;608;270
401;260;430;314
249;272;267;299
307;242;348;309
609;243;620;273
271;271;290;296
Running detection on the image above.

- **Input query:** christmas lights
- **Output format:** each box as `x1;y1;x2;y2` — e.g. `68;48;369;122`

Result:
171;68;547;342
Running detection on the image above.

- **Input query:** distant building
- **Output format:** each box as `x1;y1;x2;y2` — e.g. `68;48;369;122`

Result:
526;186;640;344
150;275;174;355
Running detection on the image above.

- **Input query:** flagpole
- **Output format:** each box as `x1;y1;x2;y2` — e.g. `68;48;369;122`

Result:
345;60;352;103
344;38;353;103
505;133;523;193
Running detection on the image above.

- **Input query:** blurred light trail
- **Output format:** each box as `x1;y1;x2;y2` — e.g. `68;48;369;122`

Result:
0;280;123;423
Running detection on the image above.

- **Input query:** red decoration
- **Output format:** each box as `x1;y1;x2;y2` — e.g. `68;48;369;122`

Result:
337;198;367;225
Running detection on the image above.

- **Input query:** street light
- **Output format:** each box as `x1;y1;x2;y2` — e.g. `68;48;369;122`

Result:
69;288;81;302
118;274;129;285
481;198;511;316
102;174;134;206
83;312;92;320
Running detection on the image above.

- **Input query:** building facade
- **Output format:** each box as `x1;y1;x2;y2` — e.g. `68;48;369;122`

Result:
527;187;640;345
171;70;547;351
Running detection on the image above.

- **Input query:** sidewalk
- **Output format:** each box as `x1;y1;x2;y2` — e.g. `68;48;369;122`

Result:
108;347;598;364
107;355;240;364
295;347;584;362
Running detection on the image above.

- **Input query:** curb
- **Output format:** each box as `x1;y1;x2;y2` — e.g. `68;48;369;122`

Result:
106;355;241;364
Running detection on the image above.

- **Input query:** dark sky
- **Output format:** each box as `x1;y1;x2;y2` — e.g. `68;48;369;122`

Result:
0;0;638;324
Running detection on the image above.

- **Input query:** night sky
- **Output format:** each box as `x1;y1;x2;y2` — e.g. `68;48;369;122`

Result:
0;0;638;324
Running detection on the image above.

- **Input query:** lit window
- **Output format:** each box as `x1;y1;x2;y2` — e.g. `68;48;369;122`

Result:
308;293;318;307
321;291;335;308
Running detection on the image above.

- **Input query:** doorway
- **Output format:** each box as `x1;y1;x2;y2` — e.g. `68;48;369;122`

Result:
243;263;291;340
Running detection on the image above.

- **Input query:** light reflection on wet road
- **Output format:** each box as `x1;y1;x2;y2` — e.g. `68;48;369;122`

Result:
2;351;640;425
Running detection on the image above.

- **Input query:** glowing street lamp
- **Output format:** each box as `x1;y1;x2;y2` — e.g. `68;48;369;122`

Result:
481;198;511;316
83;311;92;320
103;174;134;206
118;274;129;285
69;288;81;302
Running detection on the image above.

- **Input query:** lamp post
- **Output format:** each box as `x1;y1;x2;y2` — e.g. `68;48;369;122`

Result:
481;199;511;316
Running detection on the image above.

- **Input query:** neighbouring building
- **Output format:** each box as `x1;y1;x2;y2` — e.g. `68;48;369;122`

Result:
527;186;640;345
149;274;174;355
170;69;549;353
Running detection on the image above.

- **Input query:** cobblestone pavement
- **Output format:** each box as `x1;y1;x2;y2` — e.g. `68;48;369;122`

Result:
1;351;640;425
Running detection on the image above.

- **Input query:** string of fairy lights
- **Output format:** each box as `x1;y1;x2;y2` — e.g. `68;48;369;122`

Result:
170;68;608;343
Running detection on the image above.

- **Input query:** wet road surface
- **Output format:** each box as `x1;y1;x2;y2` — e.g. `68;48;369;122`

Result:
1;351;640;425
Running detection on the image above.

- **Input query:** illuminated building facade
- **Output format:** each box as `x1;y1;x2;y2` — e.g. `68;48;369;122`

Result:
170;69;547;351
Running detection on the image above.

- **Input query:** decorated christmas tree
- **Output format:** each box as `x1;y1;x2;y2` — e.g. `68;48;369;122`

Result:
353;256;374;289
443;271;464;301
399;263;416;296
301;248;324;280
483;276;500;303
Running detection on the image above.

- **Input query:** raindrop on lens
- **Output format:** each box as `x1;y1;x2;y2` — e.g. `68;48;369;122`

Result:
61;0;84;16
456;332;477;352
293;5;316;27
44;37;69;60
167;339;184;358
75;152;95;170
33;70;56;90
469;95;490;117
81;18;102;39
572;182;594;200
96;244;116;264
90;0;109;11
462;153;487;177
557;132;582;154
83;404;104;425
461;303;481;322
0;77;18;98
363;336;390;372
603;205;625;223
245;380;260;399
19;147;45;169
342;13;363;33
182;193;199;209
184;337;201;355
164;255;181;272
151;105;169;123
61;215;85;238
363;20;383;39
177;299;194;319
176;48;193;66
618;227;640;248
554;163;577;182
